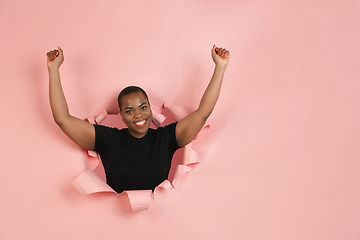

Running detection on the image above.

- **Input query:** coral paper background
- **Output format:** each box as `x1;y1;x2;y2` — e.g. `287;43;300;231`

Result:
0;0;359;239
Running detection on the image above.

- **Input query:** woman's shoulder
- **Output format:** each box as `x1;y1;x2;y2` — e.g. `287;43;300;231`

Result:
152;122;178;138
154;122;177;132
94;124;127;135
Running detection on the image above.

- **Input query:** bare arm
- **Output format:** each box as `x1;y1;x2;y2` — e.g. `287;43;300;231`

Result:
47;47;95;150
176;45;230;147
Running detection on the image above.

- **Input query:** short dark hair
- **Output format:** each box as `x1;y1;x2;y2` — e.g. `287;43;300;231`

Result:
118;86;149;111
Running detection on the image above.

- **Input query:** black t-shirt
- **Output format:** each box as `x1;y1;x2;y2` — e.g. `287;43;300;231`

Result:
93;122;180;193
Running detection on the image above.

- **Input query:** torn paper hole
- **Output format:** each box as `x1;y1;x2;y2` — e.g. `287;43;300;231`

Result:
71;104;210;212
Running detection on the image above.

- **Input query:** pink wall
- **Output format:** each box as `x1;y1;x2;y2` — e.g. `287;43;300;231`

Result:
1;0;359;239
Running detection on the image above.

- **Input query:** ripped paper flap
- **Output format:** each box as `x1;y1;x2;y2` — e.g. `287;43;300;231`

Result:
71;169;116;195
125;190;153;212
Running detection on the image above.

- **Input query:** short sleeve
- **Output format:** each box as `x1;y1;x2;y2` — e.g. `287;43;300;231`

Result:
93;124;117;152
168;122;180;152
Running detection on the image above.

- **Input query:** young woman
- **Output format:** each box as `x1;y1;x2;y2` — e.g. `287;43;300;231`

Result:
47;45;230;193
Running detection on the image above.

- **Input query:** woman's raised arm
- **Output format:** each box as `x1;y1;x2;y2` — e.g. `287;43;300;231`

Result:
47;47;95;150
175;45;230;147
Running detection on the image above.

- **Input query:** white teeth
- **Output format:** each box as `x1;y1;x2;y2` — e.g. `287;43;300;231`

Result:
135;120;146;126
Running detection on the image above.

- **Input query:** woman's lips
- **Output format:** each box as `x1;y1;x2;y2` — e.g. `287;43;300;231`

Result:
134;119;147;128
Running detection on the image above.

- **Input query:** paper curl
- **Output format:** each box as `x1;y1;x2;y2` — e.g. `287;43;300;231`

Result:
71;104;209;212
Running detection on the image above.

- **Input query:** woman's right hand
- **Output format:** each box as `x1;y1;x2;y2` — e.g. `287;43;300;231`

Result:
47;46;64;69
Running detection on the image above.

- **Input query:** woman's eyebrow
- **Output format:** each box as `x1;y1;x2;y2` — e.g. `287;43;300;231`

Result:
125;103;146;110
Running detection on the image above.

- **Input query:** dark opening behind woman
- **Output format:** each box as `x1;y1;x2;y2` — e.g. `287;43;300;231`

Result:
47;45;230;193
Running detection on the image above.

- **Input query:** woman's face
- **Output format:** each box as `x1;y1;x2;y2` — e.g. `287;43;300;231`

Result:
119;91;153;138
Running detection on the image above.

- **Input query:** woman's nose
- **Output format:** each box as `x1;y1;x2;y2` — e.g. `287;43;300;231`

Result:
134;109;142;118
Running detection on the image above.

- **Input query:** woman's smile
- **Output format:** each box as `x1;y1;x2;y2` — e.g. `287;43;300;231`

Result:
134;119;147;127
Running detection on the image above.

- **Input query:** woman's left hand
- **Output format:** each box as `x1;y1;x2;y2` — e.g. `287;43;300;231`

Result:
212;45;230;67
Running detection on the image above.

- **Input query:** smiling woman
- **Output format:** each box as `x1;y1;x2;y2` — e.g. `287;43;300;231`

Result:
47;45;230;194
93;88;180;192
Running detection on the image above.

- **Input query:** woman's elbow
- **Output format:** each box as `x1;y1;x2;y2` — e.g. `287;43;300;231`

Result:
53;114;70;128
53;113;64;125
